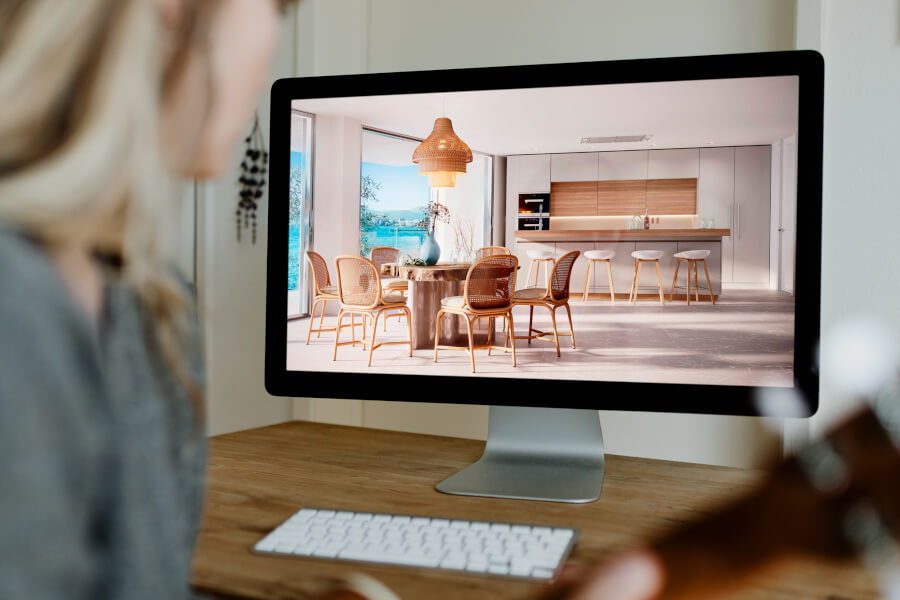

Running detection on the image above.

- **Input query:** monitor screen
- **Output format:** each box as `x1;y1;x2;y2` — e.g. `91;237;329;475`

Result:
265;51;823;417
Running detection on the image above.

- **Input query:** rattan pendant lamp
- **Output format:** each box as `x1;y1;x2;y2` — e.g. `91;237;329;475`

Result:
412;117;473;188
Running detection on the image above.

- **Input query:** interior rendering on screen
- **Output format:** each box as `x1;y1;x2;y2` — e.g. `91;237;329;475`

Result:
285;75;799;388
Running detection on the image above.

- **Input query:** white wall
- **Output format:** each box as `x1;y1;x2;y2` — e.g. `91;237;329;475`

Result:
202;0;900;468
810;0;900;437
284;0;795;467
197;10;299;433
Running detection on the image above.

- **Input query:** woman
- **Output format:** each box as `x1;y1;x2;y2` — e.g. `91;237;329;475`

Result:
0;0;284;597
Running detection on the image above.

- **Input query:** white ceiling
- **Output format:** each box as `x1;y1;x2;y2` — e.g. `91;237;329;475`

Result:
291;76;798;160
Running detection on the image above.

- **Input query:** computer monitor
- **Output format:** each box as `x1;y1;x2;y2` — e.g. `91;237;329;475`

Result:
265;51;823;503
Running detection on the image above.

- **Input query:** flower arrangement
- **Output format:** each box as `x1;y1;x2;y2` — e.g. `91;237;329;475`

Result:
418;197;451;235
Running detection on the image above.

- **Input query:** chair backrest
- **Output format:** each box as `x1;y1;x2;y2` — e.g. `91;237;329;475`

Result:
369;247;401;274
306;251;330;295
549;250;580;302
475;246;511;260
464;255;518;310
334;255;382;309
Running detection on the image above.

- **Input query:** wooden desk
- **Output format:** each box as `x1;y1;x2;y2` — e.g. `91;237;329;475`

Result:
192;421;879;599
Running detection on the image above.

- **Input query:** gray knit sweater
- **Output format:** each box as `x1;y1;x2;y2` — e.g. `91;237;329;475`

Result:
0;224;206;599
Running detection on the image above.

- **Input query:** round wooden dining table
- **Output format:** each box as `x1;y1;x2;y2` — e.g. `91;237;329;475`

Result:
395;264;496;350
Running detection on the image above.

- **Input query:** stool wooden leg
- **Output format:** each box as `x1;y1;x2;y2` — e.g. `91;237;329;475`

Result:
693;261;700;302
631;261;643;304
686;260;691;306
583;260;594;303
434;310;444;362
669;258;681;302
526;260;535;289
654;261;665;306
701;259;716;305
605;260;615;304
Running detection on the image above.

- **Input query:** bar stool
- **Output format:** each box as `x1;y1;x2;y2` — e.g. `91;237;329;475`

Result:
629;250;665;306
525;250;555;288
583;250;616;304
670;249;716;305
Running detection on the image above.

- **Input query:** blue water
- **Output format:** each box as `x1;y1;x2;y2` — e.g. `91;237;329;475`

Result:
288;225;426;290
363;225;427;259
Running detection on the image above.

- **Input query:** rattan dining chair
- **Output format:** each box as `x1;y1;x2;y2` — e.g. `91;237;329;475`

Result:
370;246;409;329
305;251;363;344
333;255;412;367
433;255;518;373
474;245;511;260
512;250;580;357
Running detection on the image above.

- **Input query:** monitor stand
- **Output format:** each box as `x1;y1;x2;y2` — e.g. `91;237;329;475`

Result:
435;406;605;503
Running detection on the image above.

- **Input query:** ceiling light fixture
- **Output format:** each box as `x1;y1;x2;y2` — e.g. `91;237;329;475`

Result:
412;117;473;189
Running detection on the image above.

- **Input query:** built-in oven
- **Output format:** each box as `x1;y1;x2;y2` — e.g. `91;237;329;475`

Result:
518;193;551;231
518;215;550;230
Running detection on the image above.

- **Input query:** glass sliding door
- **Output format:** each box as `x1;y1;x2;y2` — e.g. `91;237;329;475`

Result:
288;110;314;318
360;128;493;262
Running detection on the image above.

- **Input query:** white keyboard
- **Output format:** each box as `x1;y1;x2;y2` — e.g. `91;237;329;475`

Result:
253;508;578;581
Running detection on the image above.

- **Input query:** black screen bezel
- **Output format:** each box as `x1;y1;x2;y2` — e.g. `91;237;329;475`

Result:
265;50;823;417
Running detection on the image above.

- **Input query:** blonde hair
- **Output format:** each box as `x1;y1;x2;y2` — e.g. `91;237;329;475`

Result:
0;0;201;401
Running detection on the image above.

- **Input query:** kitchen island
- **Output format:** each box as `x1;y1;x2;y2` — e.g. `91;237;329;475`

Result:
514;229;731;297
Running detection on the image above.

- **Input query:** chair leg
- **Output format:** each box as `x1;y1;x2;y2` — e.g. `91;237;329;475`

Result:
332;310;344;361
434;310;444;362
564;302;576;349
316;300;328;339
549;306;561;357
403;308;413;356
583;260;593;303
669;259;681;302
526;260;535;289
654;261;665;306
702;259;716;305
367;312;380;367
606;260;615;304
507;311;517;367
307;298;319;344
465;316;476;373
528;305;534;344
487;317;494;356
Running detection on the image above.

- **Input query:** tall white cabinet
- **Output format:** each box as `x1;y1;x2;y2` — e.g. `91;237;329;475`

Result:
732;146;771;285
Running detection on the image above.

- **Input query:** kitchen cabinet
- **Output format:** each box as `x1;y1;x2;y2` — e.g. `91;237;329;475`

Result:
732;146;771;285
506;154;551;252
698;147;735;283
551;181;598;216
648;148;700;179
597;151;648;180
551;152;599;182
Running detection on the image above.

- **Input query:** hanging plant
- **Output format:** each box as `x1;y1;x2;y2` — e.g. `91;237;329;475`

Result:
237;113;268;243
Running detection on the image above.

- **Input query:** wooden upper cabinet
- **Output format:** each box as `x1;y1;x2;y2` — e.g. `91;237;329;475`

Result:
645;178;697;214
597;180;646;216
551;181;598;216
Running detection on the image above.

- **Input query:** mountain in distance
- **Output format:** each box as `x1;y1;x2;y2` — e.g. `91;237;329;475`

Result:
378;209;425;221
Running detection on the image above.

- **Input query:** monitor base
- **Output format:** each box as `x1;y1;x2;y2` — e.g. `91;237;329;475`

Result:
435;406;605;503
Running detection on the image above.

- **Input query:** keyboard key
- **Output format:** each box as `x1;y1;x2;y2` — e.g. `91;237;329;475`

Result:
532;567;556;579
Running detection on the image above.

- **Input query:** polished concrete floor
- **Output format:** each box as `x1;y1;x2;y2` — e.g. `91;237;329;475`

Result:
286;289;794;387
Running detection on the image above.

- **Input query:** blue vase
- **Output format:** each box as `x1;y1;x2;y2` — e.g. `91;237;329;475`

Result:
420;231;440;266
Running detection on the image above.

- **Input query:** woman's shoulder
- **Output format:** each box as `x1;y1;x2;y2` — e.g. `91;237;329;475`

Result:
0;224;96;332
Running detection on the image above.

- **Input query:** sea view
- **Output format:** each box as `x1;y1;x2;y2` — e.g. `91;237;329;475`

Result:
288;224;426;291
